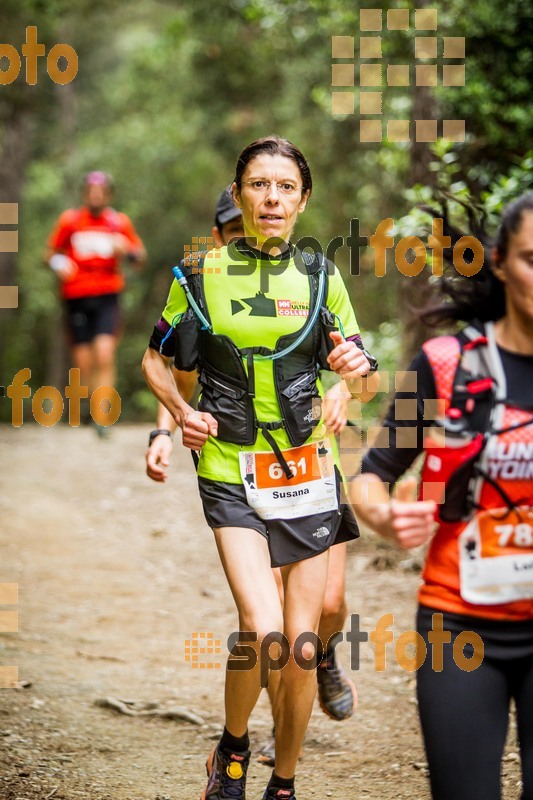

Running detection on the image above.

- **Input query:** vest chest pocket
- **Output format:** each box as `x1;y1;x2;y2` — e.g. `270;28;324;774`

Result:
173;308;200;371
198;367;256;445
280;370;321;446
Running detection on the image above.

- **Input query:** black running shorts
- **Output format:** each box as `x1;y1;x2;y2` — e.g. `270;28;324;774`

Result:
64;293;121;345
198;467;359;567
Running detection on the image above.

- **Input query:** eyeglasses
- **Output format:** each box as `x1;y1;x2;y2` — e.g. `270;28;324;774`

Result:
241;180;302;196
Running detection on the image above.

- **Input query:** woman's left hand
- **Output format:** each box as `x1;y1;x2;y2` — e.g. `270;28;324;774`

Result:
327;330;371;380
322;380;349;435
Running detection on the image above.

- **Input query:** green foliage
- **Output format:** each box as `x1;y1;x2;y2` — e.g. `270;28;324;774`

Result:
398;149;533;245
435;0;533;183
1;0;532;423
359;319;402;424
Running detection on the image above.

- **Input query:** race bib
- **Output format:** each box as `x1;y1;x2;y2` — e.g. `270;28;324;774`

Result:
239;440;338;520
71;231;115;259
459;506;533;604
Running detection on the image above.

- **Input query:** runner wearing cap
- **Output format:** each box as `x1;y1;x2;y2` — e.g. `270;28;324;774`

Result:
45;171;146;427
146;187;245;475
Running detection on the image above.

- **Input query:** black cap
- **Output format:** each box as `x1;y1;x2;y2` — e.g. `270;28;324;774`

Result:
215;186;242;228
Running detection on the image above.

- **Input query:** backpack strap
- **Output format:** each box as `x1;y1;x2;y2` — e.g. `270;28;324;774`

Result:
179;252;212;328
422;324;499;433
180;250;207;277
295;250;327;315
422;323;505;519
422;335;461;409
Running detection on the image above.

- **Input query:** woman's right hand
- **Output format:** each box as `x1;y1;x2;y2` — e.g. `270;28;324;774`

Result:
146;434;174;483
179;408;218;450
386;479;438;548
351;475;437;549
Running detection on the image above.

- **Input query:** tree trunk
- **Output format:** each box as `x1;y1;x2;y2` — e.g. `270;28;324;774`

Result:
399;0;438;364
0;105;32;381
46;78;79;390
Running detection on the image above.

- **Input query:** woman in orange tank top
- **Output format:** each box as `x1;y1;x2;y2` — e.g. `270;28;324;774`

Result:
352;192;533;800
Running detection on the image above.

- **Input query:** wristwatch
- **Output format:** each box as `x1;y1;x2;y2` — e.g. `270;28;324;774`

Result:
148;428;173;447
362;348;379;373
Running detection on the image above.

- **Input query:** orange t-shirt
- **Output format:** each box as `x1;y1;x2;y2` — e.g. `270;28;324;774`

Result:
48;206;143;300
419;336;533;620
420;407;533;620
362;331;533;621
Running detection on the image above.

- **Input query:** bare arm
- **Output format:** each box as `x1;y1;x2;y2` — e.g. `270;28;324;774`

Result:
326;330;381;402
113;234;147;269
142;348;217;450
145;368;198;482
43;245;77;280
350;473;437;549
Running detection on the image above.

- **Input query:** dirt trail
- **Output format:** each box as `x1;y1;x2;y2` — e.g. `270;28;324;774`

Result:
0;424;523;799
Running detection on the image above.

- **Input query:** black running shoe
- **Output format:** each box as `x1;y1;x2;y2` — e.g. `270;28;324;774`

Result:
317;650;357;721
262;787;297;800
201;746;250;799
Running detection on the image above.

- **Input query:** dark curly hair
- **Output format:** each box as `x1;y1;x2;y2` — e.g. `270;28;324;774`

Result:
420;191;533;326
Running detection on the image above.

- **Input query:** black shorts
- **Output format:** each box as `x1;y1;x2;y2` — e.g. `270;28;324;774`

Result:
198;468;359;567
64;293;121;345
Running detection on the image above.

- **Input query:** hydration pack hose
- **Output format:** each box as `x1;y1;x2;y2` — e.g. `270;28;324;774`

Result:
171;263;327;361
172;266;212;332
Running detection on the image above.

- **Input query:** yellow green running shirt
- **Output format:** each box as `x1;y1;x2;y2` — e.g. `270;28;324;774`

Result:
162;243;360;483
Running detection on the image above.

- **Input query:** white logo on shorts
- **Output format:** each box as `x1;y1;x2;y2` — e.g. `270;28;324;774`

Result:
313;526;330;539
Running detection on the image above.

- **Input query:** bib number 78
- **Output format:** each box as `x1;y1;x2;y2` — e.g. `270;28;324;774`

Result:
496;523;533;548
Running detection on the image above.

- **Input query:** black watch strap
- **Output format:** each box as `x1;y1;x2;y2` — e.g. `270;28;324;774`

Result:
362;348;379;373
148;428;173;447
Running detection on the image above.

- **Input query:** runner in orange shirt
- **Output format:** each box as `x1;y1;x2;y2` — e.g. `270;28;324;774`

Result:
351;192;533;800
45;171;146;426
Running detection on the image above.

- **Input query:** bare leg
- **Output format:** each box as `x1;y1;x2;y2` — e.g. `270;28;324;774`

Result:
317;542;347;647
92;333;117;391
213;526;284;737
315;542;356;721
71;343;93;389
273;550;329;779
266;567;284;709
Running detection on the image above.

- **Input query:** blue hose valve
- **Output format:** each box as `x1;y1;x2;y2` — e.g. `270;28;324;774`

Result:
172;266;188;287
171;263;213;332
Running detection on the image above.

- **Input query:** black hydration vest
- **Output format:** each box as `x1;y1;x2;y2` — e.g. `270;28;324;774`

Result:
173;251;336;478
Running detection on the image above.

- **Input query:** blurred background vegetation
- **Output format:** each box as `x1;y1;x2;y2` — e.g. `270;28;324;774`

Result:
1;0;532;422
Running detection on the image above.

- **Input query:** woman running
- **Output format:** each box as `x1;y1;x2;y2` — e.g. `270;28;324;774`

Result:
142;136;377;800
352;192;533;800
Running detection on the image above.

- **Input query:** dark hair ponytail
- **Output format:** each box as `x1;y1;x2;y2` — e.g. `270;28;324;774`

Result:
494;191;533;261
420;191;533;327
